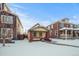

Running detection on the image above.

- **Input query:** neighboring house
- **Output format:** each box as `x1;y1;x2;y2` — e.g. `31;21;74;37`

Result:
47;18;79;39
16;17;24;36
28;23;49;42
0;3;23;42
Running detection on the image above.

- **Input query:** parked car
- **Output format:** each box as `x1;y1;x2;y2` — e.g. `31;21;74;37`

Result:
41;38;51;42
0;39;15;43
17;34;25;40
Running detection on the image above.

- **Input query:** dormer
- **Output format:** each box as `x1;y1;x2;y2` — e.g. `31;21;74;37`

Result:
60;18;70;23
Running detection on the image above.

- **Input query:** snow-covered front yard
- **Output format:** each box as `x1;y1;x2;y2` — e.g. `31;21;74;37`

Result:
0;39;79;56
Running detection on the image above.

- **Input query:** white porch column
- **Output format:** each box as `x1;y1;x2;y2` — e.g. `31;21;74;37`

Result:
71;30;73;39
65;30;67;39
76;30;78;38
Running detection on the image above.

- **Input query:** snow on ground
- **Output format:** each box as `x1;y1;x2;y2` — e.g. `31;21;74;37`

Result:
0;39;79;56
51;39;79;46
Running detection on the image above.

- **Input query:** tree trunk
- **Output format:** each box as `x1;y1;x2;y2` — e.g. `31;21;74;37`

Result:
3;38;5;46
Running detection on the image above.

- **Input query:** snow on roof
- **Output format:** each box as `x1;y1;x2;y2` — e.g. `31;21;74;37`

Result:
28;23;49;31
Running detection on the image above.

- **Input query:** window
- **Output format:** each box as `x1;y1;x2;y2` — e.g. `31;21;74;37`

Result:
0;28;13;39
0;4;2;10
55;30;58;36
39;32;42;36
7;16;13;24
0;28;1;38
1;28;7;38
7;28;13;38
1;15;13;24
70;24;73;28
33;32;36;37
60;23;64;28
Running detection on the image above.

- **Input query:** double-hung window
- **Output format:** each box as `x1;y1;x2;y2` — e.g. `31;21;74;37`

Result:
1;15;13;24
60;23;64;28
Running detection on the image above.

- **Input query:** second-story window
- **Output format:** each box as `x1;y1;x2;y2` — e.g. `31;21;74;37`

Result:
0;4;1;10
1;15;13;24
51;25;53;29
60;23;64;28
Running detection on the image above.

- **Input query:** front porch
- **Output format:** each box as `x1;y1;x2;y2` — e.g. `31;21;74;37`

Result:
28;23;49;41
59;27;79;39
30;31;48;41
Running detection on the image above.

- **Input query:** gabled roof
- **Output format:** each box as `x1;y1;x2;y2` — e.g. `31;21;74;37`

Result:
31;23;40;29
0;3;11;12
47;18;71;26
0;3;23;29
28;23;49;32
0;10;17;16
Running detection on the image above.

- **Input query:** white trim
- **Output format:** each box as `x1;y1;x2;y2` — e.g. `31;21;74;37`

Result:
74;28;79;30
65;30;67;39
60;27;79;31
51;24;53;29
60;27;73;30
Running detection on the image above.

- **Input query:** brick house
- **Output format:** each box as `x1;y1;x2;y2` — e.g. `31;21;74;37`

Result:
28;23;49;42
0;3;23;42
47;18;79;39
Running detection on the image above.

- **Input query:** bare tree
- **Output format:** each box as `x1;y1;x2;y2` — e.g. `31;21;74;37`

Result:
2;23;7;46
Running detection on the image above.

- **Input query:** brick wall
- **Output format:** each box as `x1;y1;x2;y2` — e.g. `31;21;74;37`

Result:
50;21;71;38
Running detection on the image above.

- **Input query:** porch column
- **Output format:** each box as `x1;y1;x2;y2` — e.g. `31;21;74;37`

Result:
71;30;73;39
46;32;49;38
76;30;78;38
29;32;33;42
65;30;67;39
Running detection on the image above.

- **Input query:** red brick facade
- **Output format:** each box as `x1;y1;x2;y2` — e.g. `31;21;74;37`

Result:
0;3;23;42
47;18;71;38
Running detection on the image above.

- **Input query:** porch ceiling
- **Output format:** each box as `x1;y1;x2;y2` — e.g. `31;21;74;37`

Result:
74;28;79;30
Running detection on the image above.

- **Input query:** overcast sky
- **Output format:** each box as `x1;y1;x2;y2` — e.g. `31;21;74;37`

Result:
8;3;79;32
